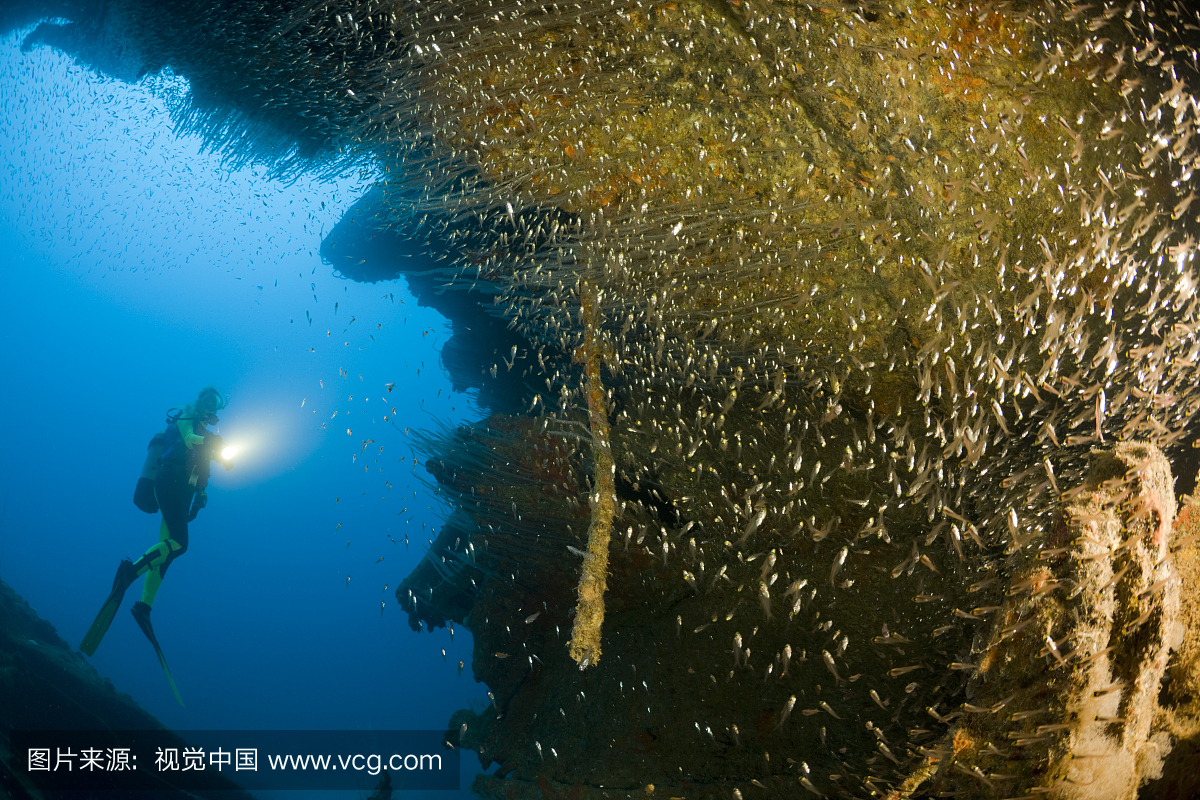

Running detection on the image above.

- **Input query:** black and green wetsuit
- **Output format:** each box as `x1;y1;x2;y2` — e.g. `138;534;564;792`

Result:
135;413;217;605
81;391;227;706
80;412;221;663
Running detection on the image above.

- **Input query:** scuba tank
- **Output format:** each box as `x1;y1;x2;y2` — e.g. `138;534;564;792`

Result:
133;409;181;514
133;432;166;514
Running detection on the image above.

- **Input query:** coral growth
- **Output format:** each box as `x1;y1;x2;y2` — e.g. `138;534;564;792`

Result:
914;443;1181;799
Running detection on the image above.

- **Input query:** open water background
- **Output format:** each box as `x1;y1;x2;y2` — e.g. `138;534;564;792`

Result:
0;29;485;799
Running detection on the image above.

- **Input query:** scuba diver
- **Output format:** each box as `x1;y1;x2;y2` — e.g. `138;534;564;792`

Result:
80;386;233;705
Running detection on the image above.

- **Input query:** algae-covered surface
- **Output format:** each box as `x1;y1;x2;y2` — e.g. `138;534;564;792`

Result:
380;0;1200;794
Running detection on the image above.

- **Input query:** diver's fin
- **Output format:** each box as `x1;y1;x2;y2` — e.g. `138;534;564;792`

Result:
80;559;138;656
130;601;185;707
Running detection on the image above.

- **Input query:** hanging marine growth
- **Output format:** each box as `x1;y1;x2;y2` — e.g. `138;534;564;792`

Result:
15;0;1200;796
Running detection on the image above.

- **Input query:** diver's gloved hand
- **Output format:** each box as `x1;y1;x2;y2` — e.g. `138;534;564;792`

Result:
188;491;207;522
204;432;225;453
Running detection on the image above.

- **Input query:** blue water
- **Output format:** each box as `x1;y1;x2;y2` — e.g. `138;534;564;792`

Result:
0;30;485;798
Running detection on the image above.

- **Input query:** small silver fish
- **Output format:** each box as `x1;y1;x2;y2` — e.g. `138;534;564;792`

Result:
759;549;777;580
830;547;848;587
777;695;797;728
800;775;824;796
758;581;772;620
818;700;842;720
822;650;843;684
740;507;766;544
